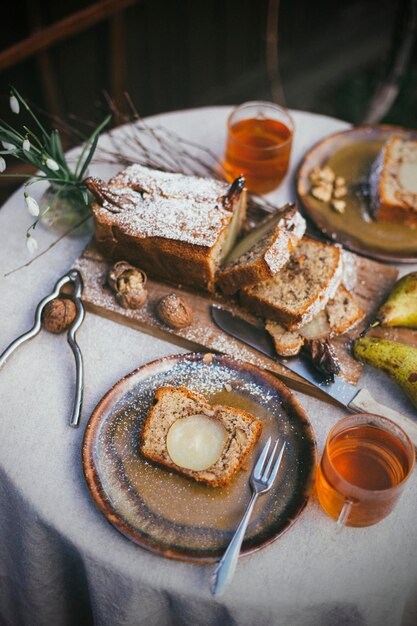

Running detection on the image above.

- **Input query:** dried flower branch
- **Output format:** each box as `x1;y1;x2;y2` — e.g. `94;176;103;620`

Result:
99;92;273;224
4;213;91;277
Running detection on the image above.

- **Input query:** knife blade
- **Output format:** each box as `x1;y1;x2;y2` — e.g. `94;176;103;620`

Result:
210;304;417;448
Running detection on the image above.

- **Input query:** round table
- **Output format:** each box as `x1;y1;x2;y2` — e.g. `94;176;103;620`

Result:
0;107;416;626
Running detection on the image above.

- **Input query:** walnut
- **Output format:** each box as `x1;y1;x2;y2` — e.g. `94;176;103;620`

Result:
309;166;335;185
156;293;193;329
309;164;351;214
236;428;248;446
43;298;77;334
333;185;348;199
320;166;336;183
331;199;346;213
108;261;148;309
309;167;324;185
311;184;332;203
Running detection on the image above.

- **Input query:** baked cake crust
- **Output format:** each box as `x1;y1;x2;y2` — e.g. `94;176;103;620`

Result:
87;167;247;293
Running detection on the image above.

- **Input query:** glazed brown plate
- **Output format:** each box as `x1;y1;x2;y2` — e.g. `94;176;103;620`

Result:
82;353;316;563
297;125;417;262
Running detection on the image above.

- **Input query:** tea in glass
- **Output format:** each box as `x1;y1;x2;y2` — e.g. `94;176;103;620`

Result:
316;413;415;527
224;101;294;194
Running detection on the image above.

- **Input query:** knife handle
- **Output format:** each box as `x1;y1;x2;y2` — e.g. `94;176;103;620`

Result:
349;388;417;451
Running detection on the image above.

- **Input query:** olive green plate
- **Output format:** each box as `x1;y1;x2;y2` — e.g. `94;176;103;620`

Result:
297;125;417;262
82;353;316;563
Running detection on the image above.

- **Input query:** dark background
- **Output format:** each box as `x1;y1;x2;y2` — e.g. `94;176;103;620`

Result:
1;0;416;201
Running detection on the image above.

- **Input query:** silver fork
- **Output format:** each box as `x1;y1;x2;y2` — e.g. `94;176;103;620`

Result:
211;436;286;596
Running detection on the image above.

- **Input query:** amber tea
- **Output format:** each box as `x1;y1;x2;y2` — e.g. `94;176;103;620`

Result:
224;101;294;194
316;414;415;527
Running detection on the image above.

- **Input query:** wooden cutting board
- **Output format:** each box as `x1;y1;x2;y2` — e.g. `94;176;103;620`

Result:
74;241;398;403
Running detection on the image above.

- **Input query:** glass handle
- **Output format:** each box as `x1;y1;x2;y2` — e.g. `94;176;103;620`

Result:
337;498;354;526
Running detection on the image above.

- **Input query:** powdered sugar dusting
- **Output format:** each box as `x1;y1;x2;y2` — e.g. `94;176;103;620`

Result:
264;210;306;274
86;352;316;557
110;163;229;201
74;242;364;386
95;185;232;247
94;163;236;247
342;249;358;292
220;206;306;282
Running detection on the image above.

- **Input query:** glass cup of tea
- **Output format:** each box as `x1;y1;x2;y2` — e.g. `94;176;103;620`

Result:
223;100;294;195
315;413;415;527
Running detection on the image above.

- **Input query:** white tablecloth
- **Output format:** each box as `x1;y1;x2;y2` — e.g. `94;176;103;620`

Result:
0;107;416;626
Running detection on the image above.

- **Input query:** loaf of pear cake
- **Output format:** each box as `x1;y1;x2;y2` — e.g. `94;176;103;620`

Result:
216;203;306;294
140;386;262;487
370;135;417;227
266;284;365;356
86;165;247;293
240;236;343;330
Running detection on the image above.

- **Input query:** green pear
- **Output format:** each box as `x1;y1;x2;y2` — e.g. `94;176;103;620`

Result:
377;272;417;328
353;336;417;410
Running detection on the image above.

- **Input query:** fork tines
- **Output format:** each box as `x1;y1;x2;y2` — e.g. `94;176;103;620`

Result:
254;437;286;487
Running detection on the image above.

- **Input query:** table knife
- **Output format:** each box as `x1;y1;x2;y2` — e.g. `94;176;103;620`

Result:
210;305;417;448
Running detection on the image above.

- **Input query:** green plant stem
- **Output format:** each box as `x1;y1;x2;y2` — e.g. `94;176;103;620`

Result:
23;126;44;150
11;87;49;139
75;114;111;177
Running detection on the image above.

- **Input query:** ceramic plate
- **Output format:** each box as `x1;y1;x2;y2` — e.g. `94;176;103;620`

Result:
297;125;417;262
82;353;316;563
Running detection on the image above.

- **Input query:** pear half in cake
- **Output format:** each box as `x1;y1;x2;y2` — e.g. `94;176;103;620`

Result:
217;204;306;294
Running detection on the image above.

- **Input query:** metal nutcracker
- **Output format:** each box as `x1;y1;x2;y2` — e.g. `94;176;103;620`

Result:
0;269;85;428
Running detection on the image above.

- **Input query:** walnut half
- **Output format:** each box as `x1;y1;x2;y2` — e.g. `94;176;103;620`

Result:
107;261;148;309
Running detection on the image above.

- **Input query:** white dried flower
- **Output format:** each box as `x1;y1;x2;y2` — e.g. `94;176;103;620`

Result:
1;141;15;151
26;234;38;255
22;138;31;152
0;156;5;172
9;94;20;114
45;157;59;171
24;192;39;216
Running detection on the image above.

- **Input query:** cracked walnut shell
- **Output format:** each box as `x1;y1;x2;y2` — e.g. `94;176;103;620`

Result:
108;261;148;309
